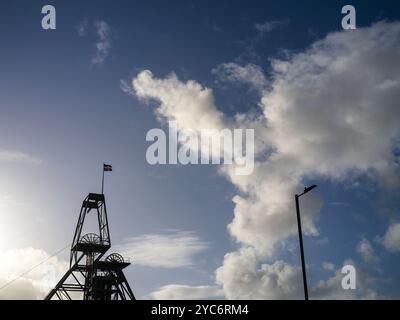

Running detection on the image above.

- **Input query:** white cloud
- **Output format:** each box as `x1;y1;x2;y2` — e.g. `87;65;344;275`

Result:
0;247;68;300
76;19;111;64
212;63;267;91
150;285;223;300
225;169;321;255
133;70;227;131
216;248;303;299
127;21;400;299
0;150;42;164
380;223;400;252
92;20;111;65
149;256;377;300
0;278;42;300
254;19;289;35
216;249;376;299
356;238;379;263
120;79;135;96
115;231;209;268
259;22;400;182
132;70;238;167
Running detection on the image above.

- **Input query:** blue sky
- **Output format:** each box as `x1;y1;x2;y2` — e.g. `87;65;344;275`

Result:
0;0;400;299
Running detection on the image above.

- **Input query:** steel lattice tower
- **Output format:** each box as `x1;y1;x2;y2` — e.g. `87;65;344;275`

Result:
45;193;135;300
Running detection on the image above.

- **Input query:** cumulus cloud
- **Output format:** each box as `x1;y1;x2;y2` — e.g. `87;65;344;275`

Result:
0;247;68;300
115;231;209;268
0;278;41;300
380;223;400;252
216;248;376;299
216;248;303;299
132;70;245;168
260;22;400;182
150;285;223;300
356;238;379;263
0;150;42;164
212;63;268;91
150;257;376;300
126;21;400;299
133;70;227;131
92;20;111;65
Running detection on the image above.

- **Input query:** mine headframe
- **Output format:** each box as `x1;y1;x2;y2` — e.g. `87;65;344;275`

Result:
45;193;135;300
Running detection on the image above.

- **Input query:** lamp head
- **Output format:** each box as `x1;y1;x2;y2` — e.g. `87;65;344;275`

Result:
303;185;317;194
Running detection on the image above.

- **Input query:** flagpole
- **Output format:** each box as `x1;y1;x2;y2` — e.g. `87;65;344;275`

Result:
101;163;105;194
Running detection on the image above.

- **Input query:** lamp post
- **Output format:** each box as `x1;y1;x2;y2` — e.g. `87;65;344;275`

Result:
295;184;317;301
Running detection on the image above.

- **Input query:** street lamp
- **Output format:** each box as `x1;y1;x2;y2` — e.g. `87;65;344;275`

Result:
295;184;317;300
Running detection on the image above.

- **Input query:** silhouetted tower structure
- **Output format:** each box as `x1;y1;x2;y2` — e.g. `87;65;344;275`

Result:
45;193;135;300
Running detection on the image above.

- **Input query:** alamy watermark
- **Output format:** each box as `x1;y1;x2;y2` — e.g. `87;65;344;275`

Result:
41;5;56;30
40;4;355;32
341;264;356;290
145;121;255;175
341;5;356;30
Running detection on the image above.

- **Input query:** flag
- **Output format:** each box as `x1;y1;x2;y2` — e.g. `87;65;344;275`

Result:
104;164;112;172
